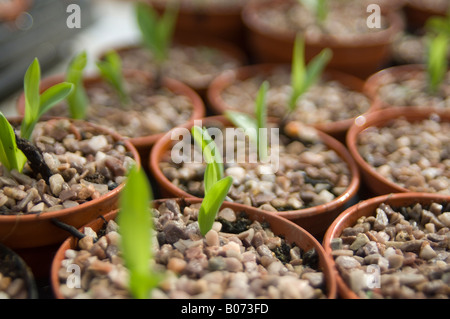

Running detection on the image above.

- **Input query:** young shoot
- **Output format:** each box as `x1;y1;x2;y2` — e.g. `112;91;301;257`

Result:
135;1;178;66
0;112;27;173
191;125;224;188
425;7;450;38
21;58;74;140
66;51;89;120
117;165;162;299
225;81;270;162
426;32;448;94
298;0;328;25
96;50;129;106
288;34;332;113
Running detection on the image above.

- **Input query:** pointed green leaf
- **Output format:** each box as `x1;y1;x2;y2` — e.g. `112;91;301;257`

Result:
66;51;89;119
427;33;448;93
117;165;160;299
304;47;333;93
204;161;219;195
0;112;27;172
289;34;306;111
22;58;41;139
224;110;258;143
198;176;233;236
191;126;224;178
38;82;74;119
96;51;129;105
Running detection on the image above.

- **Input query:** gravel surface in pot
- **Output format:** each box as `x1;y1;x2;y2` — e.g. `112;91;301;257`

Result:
356;114;450;195
0;271;28;299
330;200;450;299
0;119;135;215
249;0;389;42
57;199;327;299
119;45;242;90
47;73;194;139
219;66;371;125
160;122;351;212
373;68;450;109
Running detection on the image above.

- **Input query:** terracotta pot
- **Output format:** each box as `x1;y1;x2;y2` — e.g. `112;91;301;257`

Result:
404;0;448;31
16;70;205;171
149;116;360;239
363;64;449;110
104;34;248;103
346;107;450;196
322;192;450;299
0;0;31;22
0;117;141;250
50;197;338;299
241;0;404;79
149;0;246;46
0;117;141;278
207;63;378;142
0;243;38;299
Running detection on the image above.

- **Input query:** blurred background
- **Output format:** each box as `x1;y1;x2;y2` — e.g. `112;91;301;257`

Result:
0;0;139;116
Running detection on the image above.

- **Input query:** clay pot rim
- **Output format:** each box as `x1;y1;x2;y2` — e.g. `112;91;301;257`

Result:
346;106;450;195
149;115;360;220
0;116;141;224
207;63;378;136
363;64;429;102
50;197;338;299
241;0;405;48
322;192;450;299
16;70;206;149
99;34;248;91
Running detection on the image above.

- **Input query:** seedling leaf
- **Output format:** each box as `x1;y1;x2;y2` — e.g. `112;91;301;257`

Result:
288;34;332;112
0;112;27;172
427;32;448;94
191;125;224;179
21;58;74;140
117;165;161;299
198;175;233;236
135;1;178;64
96;50;129;106
66;51;89;119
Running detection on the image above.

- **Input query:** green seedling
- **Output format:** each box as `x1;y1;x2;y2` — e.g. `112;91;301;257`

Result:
191;125;232;236
0;112;27;173
66;51;89;119
225;81;270;162
298;0;328;25
288;34;332;113
426;32;448;94
21;58;74;140
425;7;450;38
135;1;178;65
117;165;162;299
191;125;224;189
96;50;129;106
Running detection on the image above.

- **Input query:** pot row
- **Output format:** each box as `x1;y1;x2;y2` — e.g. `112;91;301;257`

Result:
42;192;450;299
2;106;448;299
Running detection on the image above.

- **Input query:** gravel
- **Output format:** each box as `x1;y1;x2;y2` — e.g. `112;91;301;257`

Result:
0;273;27;299
0;119;136;215
219;66;371;125
57;199;327;299
47;73;195;139
374;69;450;109
356;114;450;195
331;200;450;299
248;0;389;42
119;44;242;90
160;122;352;211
